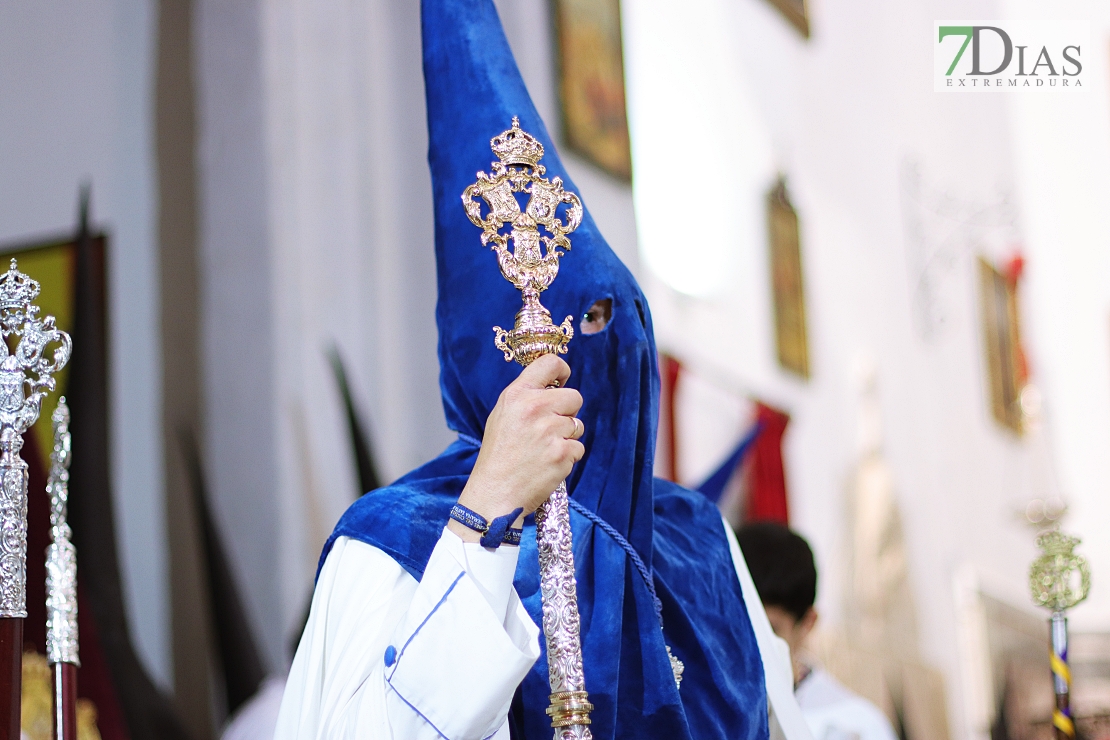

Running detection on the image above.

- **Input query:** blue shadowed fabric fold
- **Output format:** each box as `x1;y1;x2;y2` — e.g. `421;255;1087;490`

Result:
697;421;763;504
320;0;768;737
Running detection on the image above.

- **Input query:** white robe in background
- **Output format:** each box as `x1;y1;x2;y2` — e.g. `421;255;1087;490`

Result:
275;518;813;740
795;668;898;740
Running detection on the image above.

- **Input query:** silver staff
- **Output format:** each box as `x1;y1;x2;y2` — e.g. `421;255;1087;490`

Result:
47;397;79;740
463;118;593;738
0;259;72;617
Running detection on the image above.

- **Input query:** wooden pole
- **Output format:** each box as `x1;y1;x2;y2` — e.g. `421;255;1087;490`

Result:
0;618;23;739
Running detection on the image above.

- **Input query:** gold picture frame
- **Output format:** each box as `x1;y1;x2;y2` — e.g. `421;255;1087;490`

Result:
768;177;810;379
552;0;633;181
978;257;1024;434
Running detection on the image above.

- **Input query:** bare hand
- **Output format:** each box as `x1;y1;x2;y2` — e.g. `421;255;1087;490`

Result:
450;354;585;543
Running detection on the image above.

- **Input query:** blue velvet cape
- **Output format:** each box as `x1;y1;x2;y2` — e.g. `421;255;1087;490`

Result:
321;0;769;737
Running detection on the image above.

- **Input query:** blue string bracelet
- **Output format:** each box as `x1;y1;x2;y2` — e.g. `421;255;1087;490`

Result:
449;503;524;549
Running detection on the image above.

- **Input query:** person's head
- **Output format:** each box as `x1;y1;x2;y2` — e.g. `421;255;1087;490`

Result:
736;522;818;658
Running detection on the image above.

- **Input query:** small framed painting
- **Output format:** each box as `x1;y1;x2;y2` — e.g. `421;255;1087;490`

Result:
768;177;810;379
552;0;633;181
978;257;1024;434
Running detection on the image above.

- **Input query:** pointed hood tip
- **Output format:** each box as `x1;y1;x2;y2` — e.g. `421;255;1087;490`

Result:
422;1;634;268
422;0;654;452
422;0;611;250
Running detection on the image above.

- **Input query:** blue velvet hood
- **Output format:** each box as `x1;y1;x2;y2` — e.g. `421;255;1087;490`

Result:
322;0;768;737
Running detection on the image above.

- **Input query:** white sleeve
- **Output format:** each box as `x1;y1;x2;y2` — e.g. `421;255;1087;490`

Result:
721;515;815;740
275;529;541;740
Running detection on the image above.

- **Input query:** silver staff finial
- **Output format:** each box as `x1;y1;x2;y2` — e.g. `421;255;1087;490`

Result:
0;260;71;617
46;397;78;665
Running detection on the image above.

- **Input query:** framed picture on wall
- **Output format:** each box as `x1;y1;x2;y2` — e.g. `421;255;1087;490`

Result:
768;177;810;379
764;0;810;37
552;0;633;181
978;257;1024;434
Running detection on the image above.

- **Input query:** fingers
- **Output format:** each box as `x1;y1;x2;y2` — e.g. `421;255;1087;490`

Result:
549;433;584;469
518;354;571;390
547;387;583;417
567;439;585;463
564;415;584;440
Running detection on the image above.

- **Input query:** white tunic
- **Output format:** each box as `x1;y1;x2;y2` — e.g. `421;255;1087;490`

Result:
275;519;813;740
795;669;898;740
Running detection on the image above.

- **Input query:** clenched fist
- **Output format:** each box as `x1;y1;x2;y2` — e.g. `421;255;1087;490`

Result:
449;354;585;543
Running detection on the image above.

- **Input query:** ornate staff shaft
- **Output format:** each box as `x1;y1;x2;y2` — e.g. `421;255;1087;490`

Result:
1050;612;1072;739
46;397;78;740
534;482;592;736
1030;530;1091;740
0;259;72;736
463;119;593;739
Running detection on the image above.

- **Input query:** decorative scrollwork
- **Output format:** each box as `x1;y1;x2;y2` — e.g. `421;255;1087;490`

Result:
0;259;71;618
462;118;583;366
667;646;684;690
1030;530;1090;612
535;483;593;739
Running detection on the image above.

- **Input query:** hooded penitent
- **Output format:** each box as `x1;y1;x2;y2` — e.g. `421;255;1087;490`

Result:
322;0;767;737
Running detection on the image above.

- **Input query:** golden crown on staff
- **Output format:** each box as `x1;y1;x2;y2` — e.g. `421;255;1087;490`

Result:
463;118;594;739
1030;529;1091;740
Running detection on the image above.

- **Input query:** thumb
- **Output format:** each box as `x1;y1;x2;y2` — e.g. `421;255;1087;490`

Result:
516;354;571;390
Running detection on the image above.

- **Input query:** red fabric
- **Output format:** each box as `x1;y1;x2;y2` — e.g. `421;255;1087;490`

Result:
658;354;682;482
1004;252;1031;386
743;402;791;525
1003;253;1025;284
24;430;130;740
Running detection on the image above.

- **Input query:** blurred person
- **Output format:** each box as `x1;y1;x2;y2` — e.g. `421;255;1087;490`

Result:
271;0;812;737
738;523;897;740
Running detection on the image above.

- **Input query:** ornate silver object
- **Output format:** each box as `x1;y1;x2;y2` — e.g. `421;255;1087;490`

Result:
0;259;71;618
46;397;78;665
667;646;684;689
535;482;593;736
463;119;593;738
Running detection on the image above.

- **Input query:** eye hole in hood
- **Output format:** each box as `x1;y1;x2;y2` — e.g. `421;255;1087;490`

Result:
581;298;612;335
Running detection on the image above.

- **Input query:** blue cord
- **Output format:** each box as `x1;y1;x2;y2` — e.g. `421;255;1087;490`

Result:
567;498;664;629
457;432;483;448
455;433;664;627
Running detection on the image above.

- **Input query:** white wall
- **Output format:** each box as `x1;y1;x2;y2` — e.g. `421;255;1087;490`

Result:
626;0;1110;738
195;0;283;672
0;0;168;687
1005;0;1110;632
